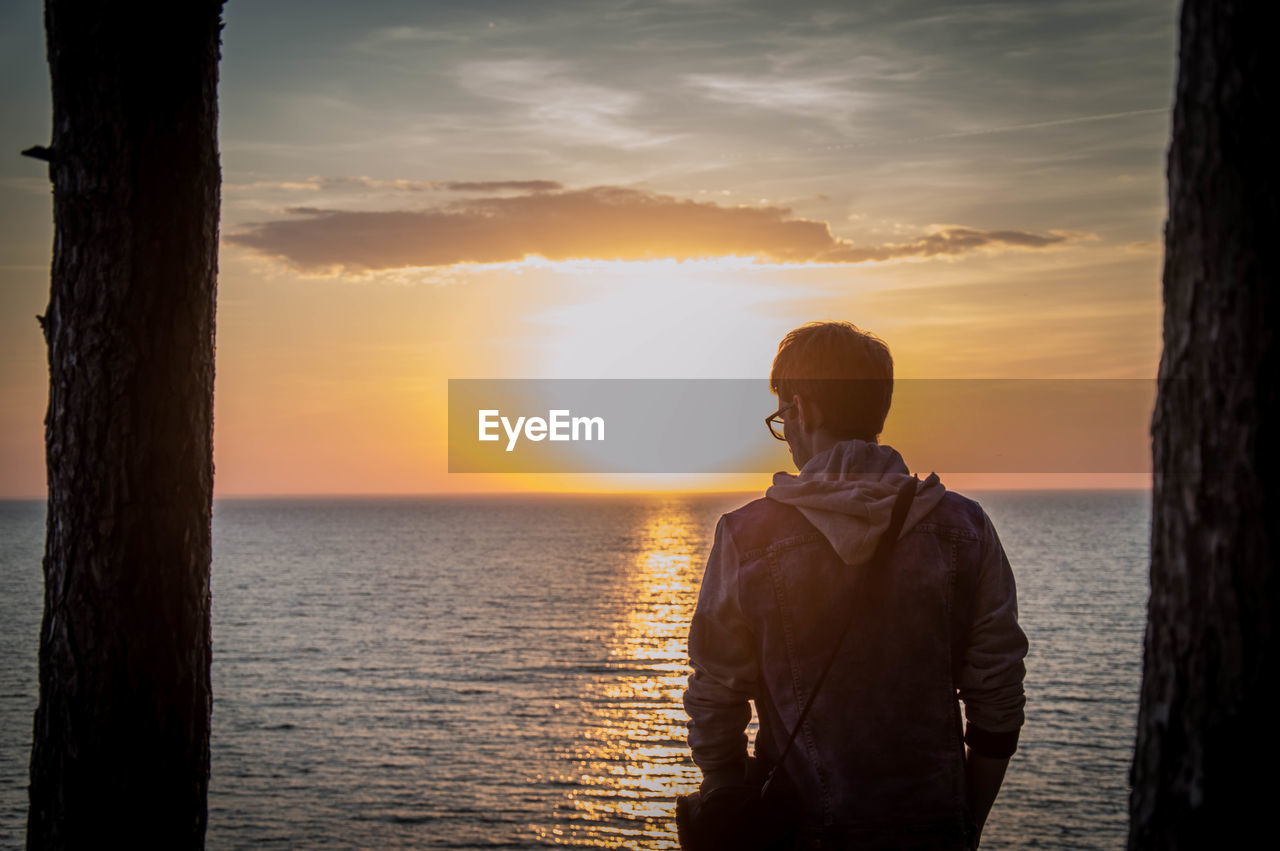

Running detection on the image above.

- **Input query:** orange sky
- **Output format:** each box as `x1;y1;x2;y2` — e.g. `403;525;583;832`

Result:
0;1;1174;497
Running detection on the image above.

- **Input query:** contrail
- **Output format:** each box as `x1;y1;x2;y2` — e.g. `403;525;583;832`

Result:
710;106;1170;164
917;107;1169;142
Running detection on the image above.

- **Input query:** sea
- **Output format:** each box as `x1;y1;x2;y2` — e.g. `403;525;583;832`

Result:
0;490;1150;849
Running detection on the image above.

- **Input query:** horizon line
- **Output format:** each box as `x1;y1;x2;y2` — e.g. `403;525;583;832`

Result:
0;484;1154;501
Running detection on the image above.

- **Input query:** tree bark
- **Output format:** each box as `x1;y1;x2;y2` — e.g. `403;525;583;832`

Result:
1130;0;1279;847
27;2;224;847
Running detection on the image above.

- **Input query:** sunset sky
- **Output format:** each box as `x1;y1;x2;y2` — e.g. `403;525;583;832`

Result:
0;0;1176;497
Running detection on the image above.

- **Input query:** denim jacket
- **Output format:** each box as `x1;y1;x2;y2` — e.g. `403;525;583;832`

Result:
683;441;1027;842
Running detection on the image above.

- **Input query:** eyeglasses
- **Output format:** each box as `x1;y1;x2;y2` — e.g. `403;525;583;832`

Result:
765;401;795;441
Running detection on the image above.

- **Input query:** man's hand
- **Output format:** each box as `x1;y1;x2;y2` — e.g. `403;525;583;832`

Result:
964;747;1010;847
676;786;759;851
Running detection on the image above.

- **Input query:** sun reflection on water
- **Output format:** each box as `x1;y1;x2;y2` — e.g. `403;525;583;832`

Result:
537;500;711;848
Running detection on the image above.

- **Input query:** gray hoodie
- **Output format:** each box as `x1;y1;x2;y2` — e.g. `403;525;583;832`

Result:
765;439;948;566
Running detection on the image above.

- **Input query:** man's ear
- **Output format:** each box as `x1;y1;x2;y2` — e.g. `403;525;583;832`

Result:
793;394;823;433
790;395;805;432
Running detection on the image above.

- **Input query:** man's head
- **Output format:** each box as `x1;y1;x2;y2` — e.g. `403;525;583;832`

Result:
769;321;893;467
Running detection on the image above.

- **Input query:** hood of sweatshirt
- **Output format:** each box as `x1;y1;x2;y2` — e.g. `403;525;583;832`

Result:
764;439;948;566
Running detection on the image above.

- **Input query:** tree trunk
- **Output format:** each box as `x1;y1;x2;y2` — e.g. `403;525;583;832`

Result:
1130;0;1279;847
27;2;224;847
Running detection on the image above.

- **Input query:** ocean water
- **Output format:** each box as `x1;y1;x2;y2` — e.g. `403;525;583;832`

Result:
0;490;1150;848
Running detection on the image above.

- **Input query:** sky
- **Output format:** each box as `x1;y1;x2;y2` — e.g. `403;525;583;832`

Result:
0;0;1177;497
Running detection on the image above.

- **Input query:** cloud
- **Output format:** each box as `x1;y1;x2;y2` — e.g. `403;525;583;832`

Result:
826;227;1079;263
442;180;563;192
455;59;673;148
226;185;1083;272
316;176;441;192
685;73;867;114
225;176;564;195
315;177;564;193
349;25;471;52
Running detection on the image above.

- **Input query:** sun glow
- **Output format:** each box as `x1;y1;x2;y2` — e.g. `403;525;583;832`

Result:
518;258;824;379
207;237;1157;497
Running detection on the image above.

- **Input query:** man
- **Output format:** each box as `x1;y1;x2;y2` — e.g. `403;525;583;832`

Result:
682;321;1027;849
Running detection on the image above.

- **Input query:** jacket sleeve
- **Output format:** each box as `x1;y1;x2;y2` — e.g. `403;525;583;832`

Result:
683;515;757;790
956;510;1029;758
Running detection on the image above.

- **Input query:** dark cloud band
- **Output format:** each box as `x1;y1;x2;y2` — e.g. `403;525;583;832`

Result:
227;185;1079;271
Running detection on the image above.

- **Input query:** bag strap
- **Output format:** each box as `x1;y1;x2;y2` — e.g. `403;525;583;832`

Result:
759;475;919;798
